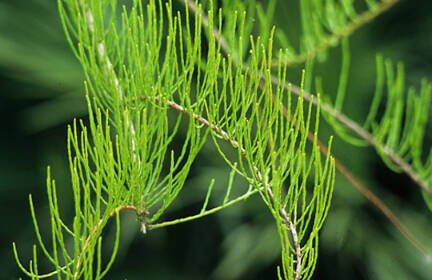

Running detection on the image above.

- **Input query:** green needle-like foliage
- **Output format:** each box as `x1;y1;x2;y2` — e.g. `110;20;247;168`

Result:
13;0;336;279
206;45;336;278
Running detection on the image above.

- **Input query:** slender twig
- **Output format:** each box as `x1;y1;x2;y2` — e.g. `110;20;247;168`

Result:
288;220;301;280
149;187;261;230
178;0;429;257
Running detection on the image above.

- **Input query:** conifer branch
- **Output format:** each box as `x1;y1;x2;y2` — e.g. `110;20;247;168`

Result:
179;0;427;196
179;0;429;256
16;1;430;279
138;92;321;278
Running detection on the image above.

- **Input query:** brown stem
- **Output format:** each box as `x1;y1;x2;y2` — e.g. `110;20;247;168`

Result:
288;220;302;280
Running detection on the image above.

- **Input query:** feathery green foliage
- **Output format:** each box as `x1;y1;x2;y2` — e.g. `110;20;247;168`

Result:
11;0;432;279
13;0;336;279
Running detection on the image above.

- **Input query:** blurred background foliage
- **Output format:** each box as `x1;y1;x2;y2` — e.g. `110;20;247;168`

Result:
1;0;431;279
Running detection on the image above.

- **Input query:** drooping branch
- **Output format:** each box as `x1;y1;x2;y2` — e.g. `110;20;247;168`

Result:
137;94;305;278
151;86;430;273
178;0;429;256
293;110;430;257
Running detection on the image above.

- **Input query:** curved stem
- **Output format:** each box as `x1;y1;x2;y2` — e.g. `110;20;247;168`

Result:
149;188;260;230
73;205;138;278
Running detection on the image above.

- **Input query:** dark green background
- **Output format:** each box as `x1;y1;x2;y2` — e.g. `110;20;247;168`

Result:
1;0;431;279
